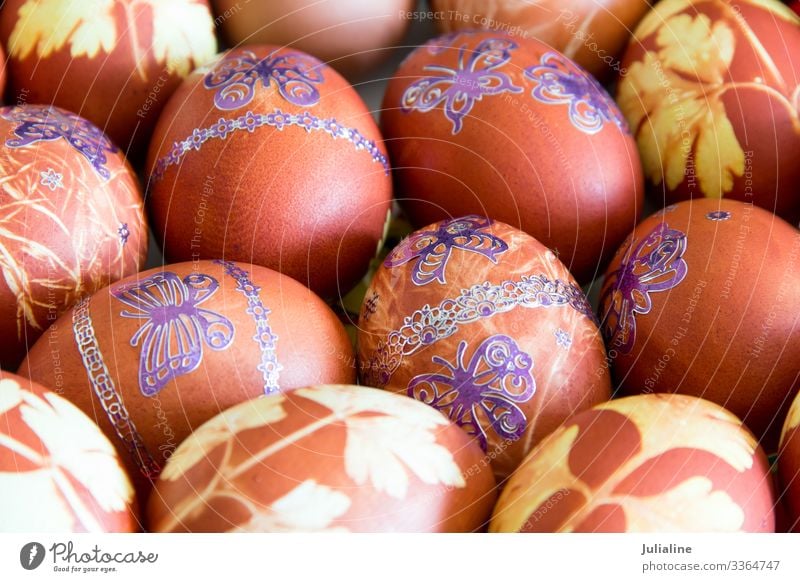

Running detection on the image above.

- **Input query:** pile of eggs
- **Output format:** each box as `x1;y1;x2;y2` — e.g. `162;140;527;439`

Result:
1;0;800;534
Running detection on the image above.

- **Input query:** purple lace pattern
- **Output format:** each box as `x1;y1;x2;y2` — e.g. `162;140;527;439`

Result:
150;109;389;182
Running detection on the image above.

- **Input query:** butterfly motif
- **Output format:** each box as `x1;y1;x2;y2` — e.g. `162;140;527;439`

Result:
112;272;235;397
401;37;523;134
204;50;325;111
600;222;689;354
407;335;535;452
524;52;628;135
384;216;509;286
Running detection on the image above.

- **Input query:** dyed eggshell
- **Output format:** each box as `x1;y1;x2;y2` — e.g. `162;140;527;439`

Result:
490;394;775;532
779;391;800;531
357;217;611;481
146;45;392;299
599;199;800;450
0;44;6;97
212;0;415;78
19;260;355;497
793;0;800;16
0;370;137;532
618;0;800;222
382;31;643;283
0;0;217;159
0;104;147;370
148;385;496;532
431;0;652;80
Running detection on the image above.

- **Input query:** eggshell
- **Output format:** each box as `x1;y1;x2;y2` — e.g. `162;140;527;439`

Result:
793;0;800;16
599;199;800;450
148;385;496;532
618;0;800;222
779;391;800;531
430;0;652;80
381;30;643;283
0;104;147;370
212;0;415;78
0;0;217;159
0;44;6;96
146;45;392;299
18;260;355;498
0;370;138;532
491;394;775;532
357;216;611;481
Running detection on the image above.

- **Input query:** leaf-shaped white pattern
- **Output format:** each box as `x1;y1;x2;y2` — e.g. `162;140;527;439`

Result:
0;470;79;532
231;480;351;533
0;379;23;415
18;389;132;513
147;0;217;76
162;395;287;482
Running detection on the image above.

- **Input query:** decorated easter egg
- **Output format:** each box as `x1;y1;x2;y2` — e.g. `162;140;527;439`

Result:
148;385;496;532
381;30;643;283
0;104;147;370
430;0;652;80
599;199;800;450
357;216;611;480
490;394;775;532
19;260;356;495
779;391;800;531
0;0;217;158
618;0;800;222
213;0;415;78
146;45;392;299
0;370;137;532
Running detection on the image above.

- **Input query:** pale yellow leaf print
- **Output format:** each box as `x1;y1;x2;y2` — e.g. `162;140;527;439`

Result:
19;389;133;513
162;395;287;482
745;0;800;23
634;0;694;40
780;394;800;448
695;105;746;196
657;14;734;84
147;0;217;77
232;480;351;533
8;0;116;60
611;476;745;532
0;470;80;532
0;378;23;415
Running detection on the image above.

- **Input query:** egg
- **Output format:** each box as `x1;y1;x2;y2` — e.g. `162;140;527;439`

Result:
212;0;415;78
0;104;147;370
0;0;217;159
430;0;652;80
491;394;775;532
148;385;496;532
19;260;355;497
618;0;800;222
0;370;137;532
599;198;800;450
0;44;6;96
146;45;393;299
793;0;800;15
381;30;643;283
779;391;800;531
357;216;611;481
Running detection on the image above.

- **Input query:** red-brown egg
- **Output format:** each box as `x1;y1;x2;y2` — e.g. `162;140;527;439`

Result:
148;385;496;532
618;0;800;222
779;391;800;531
599;198;800;450
0;370;137;532
0;44;6;96
146;45;392;299
430;0;652;80
793;0;800;16
0;104;147;370
382;30;643;283
212;0;415;78
0;0;217;159
491;394;776;532
357;216;611;481
19;260;355;497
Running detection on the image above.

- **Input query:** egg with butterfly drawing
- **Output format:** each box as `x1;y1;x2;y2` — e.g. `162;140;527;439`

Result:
18;260;355;498
357;216;611;481
0;104;147;371
146;44;393;300
599;198;800;452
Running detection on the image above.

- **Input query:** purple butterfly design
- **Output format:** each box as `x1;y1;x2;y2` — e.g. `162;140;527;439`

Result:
203;50;324;111
401;37;523;134
384;216;509;286
112;272;235;397
408;334;535;452
600;222;689;354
